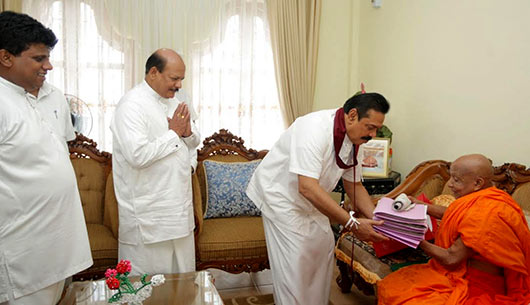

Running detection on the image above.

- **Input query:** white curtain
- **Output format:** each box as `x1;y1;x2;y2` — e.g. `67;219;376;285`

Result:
22;0;282;151
189;1;283;150
23;0;134;150
266;0;322;126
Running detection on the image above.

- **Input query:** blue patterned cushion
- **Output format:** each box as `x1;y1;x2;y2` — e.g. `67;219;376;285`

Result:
203;160;262;219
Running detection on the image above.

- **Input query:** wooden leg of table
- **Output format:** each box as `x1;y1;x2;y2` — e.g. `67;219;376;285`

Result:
335;259;353;293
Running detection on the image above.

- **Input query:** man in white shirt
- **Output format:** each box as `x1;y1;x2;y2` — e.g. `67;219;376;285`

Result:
111;49;200;275
0;11;93;305
246;93;391;305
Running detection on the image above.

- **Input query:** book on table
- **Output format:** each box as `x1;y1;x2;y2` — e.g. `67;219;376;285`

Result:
372;196;433;250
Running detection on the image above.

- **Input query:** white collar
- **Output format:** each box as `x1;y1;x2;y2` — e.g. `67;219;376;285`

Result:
0;75;27;96
141;80;166;104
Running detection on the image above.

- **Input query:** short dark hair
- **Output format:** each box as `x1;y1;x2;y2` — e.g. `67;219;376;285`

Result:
343;92;390;119
145;51;166;75
0;11;57;56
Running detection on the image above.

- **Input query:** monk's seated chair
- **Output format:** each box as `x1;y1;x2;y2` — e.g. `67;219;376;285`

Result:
335;160;530;295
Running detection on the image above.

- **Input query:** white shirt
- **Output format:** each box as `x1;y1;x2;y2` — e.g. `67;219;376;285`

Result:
0;77;92;301
246;109;362;235
111;81;200;245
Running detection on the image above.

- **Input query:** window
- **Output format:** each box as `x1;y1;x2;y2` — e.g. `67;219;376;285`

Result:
192;12;283;150
25;0;283;151
27;0;130;151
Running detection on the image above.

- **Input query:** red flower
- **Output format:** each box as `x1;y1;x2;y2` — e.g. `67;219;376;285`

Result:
116;260;132;274
106;277;120;290
105;268;118;279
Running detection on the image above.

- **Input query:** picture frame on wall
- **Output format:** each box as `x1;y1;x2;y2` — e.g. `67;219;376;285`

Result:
361;137;390;177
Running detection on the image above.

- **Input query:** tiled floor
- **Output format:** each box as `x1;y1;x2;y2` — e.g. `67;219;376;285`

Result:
211;264;376;305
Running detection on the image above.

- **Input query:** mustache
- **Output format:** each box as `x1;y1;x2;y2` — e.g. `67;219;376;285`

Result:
361;136;372;141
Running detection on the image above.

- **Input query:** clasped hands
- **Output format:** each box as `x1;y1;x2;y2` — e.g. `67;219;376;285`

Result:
168;102;192;137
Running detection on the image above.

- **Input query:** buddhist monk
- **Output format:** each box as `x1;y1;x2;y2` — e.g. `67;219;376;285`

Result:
377;154;530;305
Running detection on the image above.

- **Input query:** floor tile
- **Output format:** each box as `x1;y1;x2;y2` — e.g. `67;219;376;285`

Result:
210;264;377;305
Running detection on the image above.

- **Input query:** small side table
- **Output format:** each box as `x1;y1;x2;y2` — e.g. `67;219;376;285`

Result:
362;171;401;195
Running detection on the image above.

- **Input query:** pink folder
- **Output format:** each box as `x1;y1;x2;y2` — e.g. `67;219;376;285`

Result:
373;197;429;249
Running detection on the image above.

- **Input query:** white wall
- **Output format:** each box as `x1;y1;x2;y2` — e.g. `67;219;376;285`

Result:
316;0;530;176
313;0;360;111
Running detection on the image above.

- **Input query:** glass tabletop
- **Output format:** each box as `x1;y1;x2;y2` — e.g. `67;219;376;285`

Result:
59;271;223;305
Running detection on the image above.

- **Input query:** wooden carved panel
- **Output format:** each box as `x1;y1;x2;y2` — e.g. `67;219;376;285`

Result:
492;163;530;195
68;132;111;162
197;129;268;161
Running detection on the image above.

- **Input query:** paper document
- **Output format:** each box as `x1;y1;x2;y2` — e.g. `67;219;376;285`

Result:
373;197;430;249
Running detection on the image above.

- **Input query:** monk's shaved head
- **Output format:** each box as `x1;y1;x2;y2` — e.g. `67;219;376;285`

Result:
448;154;494;198
452;154;493;180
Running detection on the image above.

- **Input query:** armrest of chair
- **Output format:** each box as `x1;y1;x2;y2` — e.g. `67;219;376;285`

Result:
192;172;204;237
384;160;451;200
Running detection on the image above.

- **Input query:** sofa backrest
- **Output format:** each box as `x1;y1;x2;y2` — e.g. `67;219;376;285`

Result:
71;158;108;224
69;133;118;236
195;129;268;215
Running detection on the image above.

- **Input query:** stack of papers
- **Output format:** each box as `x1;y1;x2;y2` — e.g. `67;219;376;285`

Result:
373;197;432;248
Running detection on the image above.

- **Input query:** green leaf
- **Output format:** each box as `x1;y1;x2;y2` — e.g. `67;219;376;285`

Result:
376;125;393;143
108;292;122;303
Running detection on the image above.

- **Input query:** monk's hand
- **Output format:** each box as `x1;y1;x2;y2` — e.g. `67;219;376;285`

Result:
352;219;389;242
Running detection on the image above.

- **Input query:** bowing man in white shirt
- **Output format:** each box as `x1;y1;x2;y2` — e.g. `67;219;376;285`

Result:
0;11;92;305
111;49;200;275
246;93;391;305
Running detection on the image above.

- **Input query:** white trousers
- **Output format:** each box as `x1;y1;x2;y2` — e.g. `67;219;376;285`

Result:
1;280;64;305
119;232;196;276
262;215;334;305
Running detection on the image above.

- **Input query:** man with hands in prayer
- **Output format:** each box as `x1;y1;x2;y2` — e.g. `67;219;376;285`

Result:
111;48;200;276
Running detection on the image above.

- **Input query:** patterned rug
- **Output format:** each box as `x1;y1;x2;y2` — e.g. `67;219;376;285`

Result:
222;294;274;305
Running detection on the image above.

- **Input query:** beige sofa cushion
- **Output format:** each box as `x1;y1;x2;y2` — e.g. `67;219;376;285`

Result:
512;182;530;212
104;173;119;238
431;194;455;207
71;158;106;224
412;175;447;199
198;217;267;261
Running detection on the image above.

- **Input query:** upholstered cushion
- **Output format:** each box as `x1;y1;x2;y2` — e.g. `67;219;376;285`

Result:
86;223;118;262
71;158;107;224
524;210;530;228
74;223;118;280
104;173;119;239
431;194;455;207
198;217;267;261
203;160;261;219
410;175;445;199
512;182;530;212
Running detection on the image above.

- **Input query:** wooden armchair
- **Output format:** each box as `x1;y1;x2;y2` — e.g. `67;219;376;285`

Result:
193;129;270;273
335;160;530;295
68;133;119;280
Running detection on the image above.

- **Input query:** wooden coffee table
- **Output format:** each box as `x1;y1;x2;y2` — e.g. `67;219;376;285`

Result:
59;271;223;304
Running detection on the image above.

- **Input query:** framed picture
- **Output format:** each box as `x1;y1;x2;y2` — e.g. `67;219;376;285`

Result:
361;137;390;177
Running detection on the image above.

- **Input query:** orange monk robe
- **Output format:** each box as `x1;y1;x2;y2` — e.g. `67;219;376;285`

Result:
377;187;530;305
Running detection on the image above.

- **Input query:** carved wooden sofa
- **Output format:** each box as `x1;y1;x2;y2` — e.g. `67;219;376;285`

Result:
68;133;119;280
193;129;270;273
335;160;530;295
